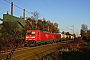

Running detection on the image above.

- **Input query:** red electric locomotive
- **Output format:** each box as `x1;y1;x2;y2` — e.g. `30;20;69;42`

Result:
25;30;61;46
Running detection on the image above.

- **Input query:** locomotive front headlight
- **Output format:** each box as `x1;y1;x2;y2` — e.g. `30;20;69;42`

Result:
26;37;29;38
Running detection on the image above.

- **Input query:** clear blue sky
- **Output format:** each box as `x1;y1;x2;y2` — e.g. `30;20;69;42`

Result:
0;0;90;36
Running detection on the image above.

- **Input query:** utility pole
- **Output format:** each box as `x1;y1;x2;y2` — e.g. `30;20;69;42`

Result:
72;25;74;34
31;11;39;29
72;25;74;40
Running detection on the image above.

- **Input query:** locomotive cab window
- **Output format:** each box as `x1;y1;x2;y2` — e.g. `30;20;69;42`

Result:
27;31;36;34
27;32;32;34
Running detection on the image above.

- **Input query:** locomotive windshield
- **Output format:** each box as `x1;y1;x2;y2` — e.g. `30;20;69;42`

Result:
27;31;36;34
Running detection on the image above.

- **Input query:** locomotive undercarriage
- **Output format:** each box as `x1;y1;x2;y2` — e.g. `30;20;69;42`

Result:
24;39;61;47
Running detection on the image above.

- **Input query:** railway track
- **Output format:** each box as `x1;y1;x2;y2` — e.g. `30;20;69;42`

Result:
0;40;73;60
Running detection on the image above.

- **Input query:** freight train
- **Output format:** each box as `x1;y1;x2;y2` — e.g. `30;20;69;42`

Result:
25;30;61;46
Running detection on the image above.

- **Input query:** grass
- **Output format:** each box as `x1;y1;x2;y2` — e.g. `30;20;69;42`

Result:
40;39;90;60
59;40;90;60
61;49;90;60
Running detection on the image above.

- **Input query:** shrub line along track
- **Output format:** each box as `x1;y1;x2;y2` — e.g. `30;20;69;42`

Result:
0;40;72;60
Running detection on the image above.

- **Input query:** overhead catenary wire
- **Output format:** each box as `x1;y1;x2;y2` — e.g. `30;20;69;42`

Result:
43;0;60;21
17;0;34;11
0;8;10;15
0;3;19;16
0;7;9;11
4;0;31;14
0;5;10;14
4;0;59;22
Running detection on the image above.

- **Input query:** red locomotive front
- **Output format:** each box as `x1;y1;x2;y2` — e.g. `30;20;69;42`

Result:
25;30;40;43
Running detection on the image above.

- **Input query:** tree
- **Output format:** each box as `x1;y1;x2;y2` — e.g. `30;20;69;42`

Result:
1;21;18;37
62;31;65;34
65;32;70;35
54;22;58;28
25;16;60;33
47;20;51;32
81;24;88;32
25;18;32;30
25;17;37;30
37;19;43;30
42;19;47;31
80;24;88;40
87;29;90;40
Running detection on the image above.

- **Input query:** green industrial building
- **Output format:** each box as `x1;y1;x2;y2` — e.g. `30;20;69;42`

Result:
3;14;26;31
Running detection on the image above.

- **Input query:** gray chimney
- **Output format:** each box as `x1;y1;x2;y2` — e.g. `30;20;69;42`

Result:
23;9;26;20
10;2;13;16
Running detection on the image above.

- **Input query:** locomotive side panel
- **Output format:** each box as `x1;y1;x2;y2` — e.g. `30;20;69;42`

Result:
39;31;50;43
